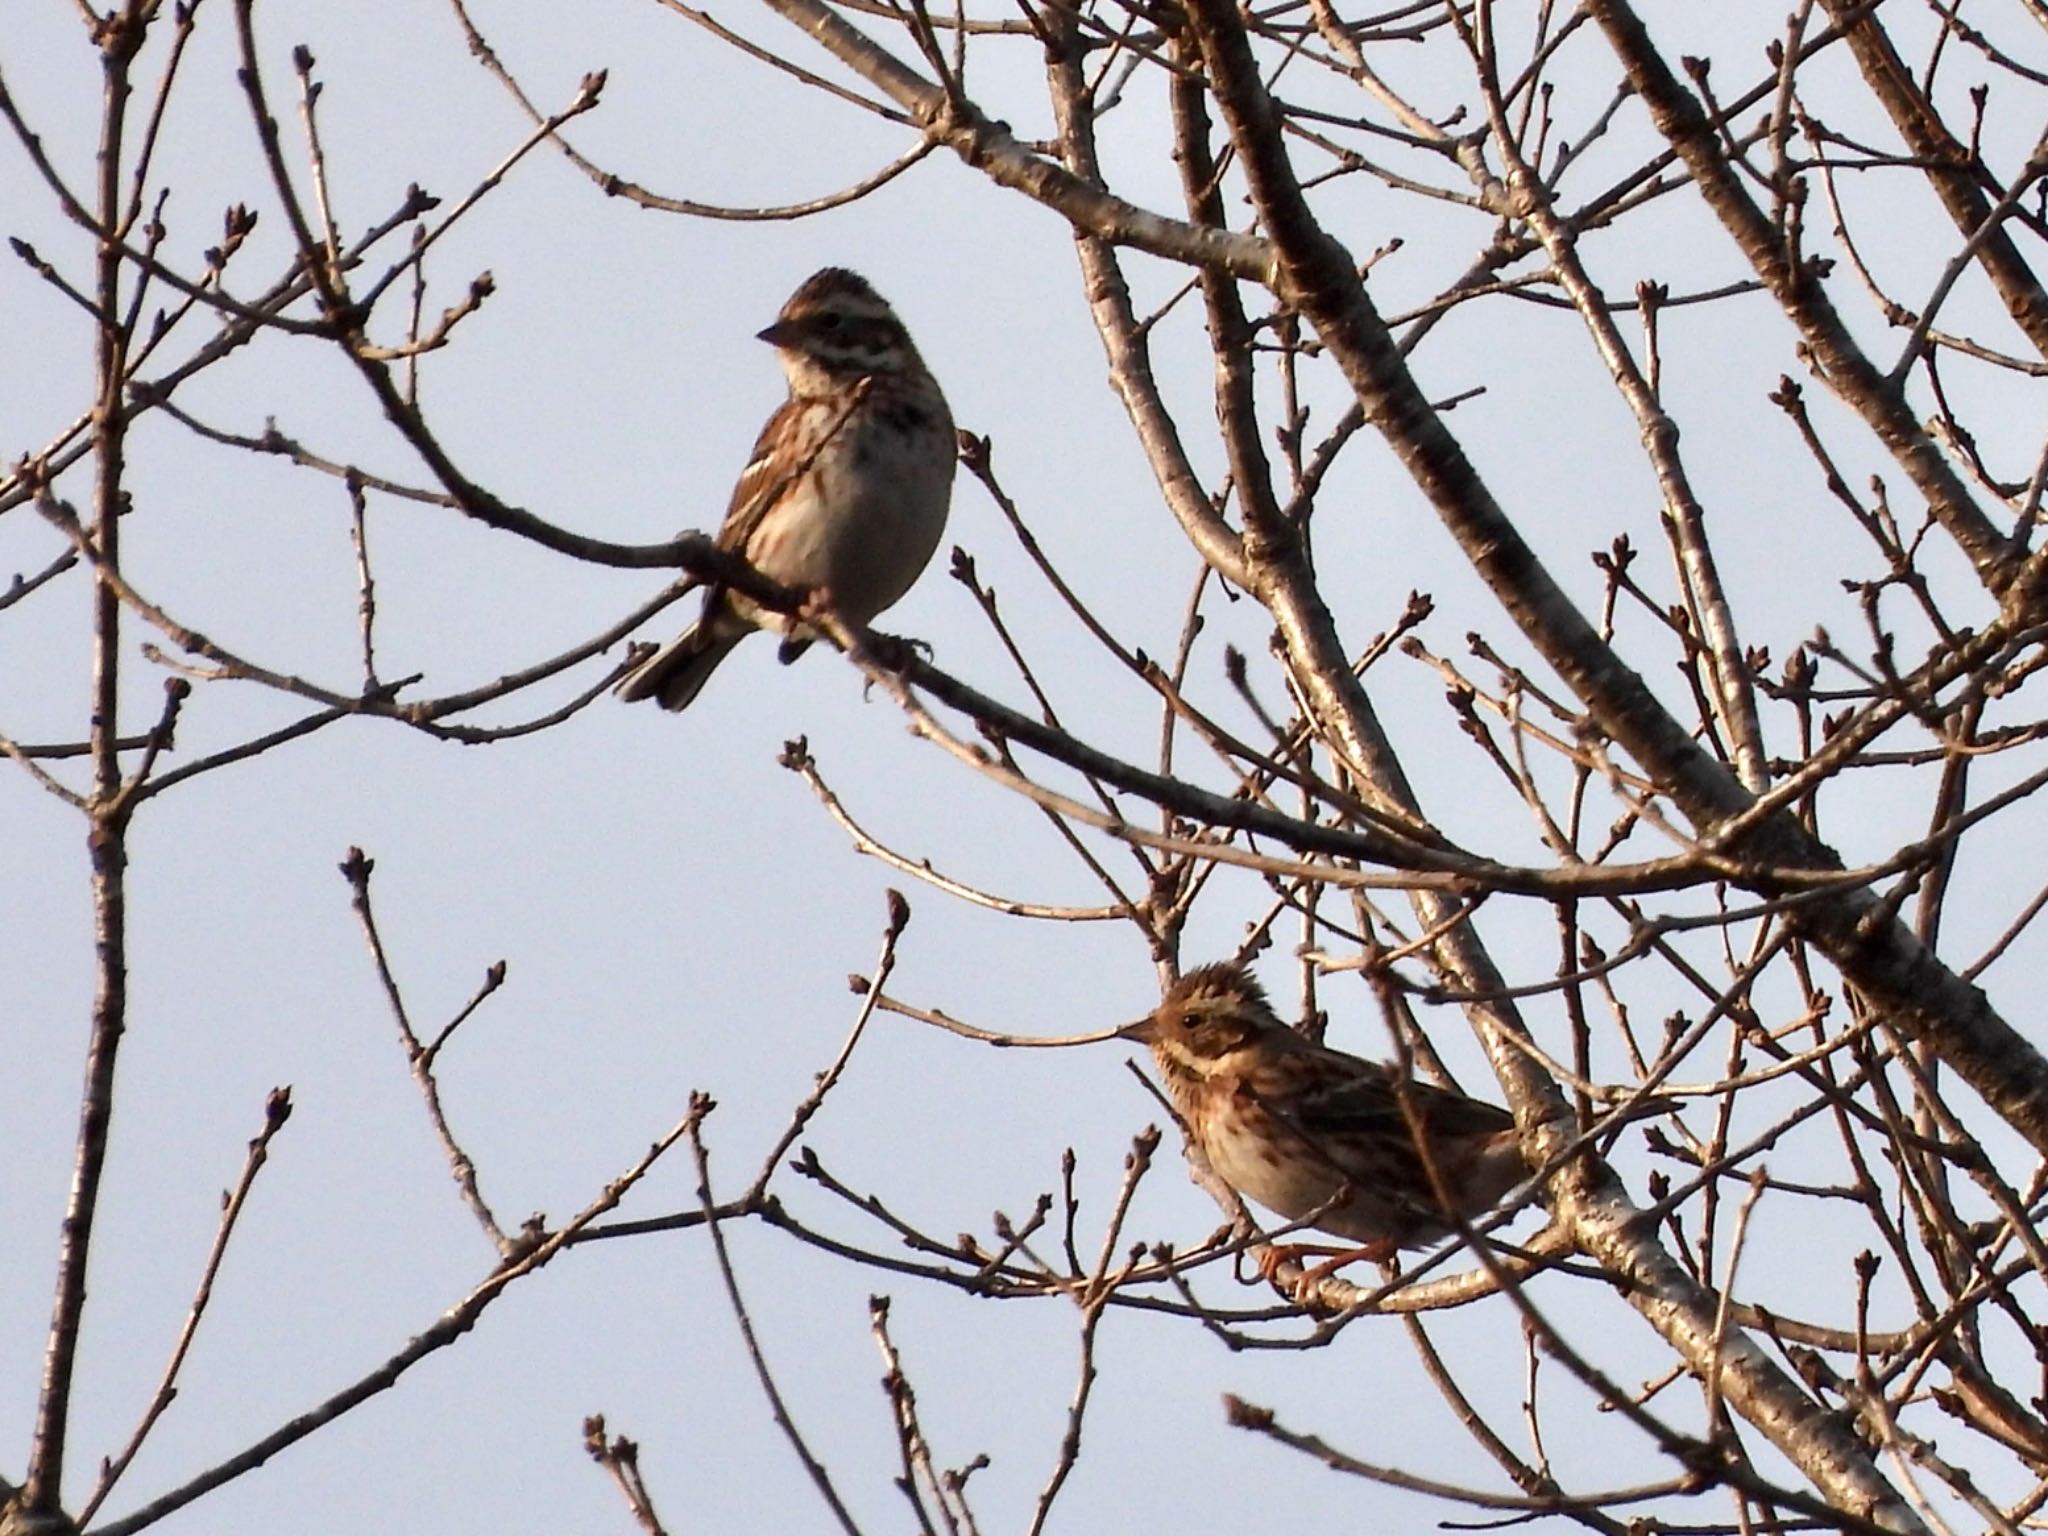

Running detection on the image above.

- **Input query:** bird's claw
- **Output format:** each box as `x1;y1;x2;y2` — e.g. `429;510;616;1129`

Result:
1255;1241;1394;1306
865;628;933;670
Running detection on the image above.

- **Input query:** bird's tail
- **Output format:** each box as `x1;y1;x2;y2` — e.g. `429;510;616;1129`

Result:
615;624;746;712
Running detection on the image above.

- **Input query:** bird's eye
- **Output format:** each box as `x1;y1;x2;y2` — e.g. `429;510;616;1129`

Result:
817;312;844;331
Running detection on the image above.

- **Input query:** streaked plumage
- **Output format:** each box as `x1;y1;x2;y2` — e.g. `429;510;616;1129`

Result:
1121;962;1526;1258
617;267;955;712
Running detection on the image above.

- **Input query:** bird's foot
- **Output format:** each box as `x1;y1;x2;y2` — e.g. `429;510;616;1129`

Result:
1255;1240;1397;1305
864;628;934;670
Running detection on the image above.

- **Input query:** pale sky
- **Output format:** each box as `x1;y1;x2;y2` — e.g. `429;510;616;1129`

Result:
6;2;2044;1532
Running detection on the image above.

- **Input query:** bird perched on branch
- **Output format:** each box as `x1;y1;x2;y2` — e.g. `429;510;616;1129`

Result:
1120;961;1529;1280
617;267;956;712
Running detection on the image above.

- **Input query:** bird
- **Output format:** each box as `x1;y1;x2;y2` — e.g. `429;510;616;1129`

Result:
616;267;956;712
1119;960;1530;1280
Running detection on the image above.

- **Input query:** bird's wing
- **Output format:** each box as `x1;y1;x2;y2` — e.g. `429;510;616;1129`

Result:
715;396;805;555
1287;1063;1515;1145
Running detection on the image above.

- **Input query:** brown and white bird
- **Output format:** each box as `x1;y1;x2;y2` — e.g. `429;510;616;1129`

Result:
1120;962;1528;1267
617;267;956;711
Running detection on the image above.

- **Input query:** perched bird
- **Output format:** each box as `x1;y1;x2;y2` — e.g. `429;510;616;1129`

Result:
1120;961;1528;1275
617;267;956;712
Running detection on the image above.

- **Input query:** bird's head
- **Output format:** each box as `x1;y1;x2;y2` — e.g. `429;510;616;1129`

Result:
760;267;923;386
1118;961;1285;1078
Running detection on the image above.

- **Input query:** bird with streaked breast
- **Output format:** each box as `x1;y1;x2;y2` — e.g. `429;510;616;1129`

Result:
1120;961;1528;1273
618;267;955;712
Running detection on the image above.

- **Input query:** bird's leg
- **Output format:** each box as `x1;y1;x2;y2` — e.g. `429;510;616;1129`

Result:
776;585;831;664
1256;1239;1398;1303
863;628;935;668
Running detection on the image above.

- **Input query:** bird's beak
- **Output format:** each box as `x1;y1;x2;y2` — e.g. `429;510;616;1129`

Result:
756;318;803;348
1116;1016;1157;1044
